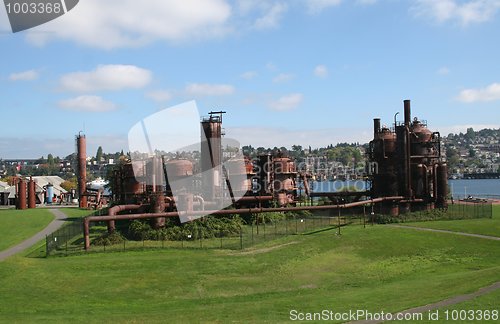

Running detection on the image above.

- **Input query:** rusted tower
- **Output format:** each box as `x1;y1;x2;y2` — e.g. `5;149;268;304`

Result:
76;133;87;208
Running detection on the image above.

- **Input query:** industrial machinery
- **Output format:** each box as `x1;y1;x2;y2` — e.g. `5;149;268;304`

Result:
368;100;448;215
80;100;449;249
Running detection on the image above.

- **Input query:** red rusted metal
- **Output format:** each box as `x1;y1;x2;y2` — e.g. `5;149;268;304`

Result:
76;134;87;208
16;178;27;210
27;177;36;209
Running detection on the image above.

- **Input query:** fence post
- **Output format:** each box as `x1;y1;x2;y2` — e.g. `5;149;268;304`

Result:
338;208;341;236
240;226;243;249
251;223;254;245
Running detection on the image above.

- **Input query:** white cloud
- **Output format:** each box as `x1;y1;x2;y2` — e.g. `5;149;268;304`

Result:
457;83;500;102
60;65;152;93
25;0;232;49
266;62;277;71
146;90;173;102
240;71;258;80
185;83;235;96
306;0;342;14
269;93;303;111
272;73;294;83
437;66;450;75
8;70;39;81
314;65;329;78
58;95;117;112
412;0;500;26
253;2;288;29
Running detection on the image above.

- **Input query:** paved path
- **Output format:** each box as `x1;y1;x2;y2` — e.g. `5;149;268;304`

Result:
0;209;68;261
387;224;500;241
346;225;500;323
347;281;500;324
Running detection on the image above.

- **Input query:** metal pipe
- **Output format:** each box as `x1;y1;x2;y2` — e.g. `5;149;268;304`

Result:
76;134;87;208
107;204;142;233
17;178;27;210
404;99;411;126
83;196;403;250
193;195;205;211
28;177;36;209
373;118;381;137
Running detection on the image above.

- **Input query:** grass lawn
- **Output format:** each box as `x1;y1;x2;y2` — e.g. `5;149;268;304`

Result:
402;205;500;237
58;207;95;219
0;224;498;322
0;209;55;251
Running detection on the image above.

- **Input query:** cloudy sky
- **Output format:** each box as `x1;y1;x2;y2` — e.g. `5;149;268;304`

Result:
1;0;499;159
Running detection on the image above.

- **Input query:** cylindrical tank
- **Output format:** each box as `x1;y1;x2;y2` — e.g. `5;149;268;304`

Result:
436;163;448;208
46;184;54;204
28;177;36;208
76;134;87;208
122;163;143;195
17;179;27;210
257;154;272;195
410;120;434;156
165;159;193;180
225;158;252;194
146;157;164;193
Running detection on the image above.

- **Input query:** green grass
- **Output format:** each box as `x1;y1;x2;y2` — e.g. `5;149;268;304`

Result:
402;205;500;237
0;209;55;251
59;208;95;219
0;224;498;323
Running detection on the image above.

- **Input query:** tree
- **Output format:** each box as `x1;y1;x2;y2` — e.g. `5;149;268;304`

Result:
96;146;103;163
60;177;77;192
47;154;55;166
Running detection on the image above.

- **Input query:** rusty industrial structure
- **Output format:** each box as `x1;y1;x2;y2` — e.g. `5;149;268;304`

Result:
76;133;88;208
368;100;448;215
81;99;449;250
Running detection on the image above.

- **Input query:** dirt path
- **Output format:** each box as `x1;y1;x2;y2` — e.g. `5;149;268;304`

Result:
387;224;500;241
234;241;299;255
0;209;67;261
347;281;500;324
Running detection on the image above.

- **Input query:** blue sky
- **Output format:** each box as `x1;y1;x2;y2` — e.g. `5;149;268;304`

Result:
1;0;499;159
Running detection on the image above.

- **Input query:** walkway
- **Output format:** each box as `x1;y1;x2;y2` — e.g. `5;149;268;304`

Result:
0;209;67;261
347;281;500;324
387;224;500;241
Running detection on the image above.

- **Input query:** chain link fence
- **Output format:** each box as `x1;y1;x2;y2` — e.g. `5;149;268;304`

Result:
46;200;493;256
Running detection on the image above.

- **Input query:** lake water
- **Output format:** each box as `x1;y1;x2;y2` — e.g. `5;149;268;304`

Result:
449;179;500;198
303;179;500;199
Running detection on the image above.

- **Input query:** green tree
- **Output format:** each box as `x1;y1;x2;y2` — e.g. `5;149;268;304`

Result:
96;146;103;163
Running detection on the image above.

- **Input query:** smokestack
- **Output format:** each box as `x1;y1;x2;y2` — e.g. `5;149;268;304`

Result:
77;134;87;208
28;177;36;209
404;100;411;126
373;118;381;137
17;178;27;210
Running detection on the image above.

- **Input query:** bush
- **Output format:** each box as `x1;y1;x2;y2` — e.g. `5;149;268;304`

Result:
92;231;125;246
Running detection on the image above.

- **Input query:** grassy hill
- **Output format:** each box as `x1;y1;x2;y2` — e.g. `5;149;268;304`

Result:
0;222;498;323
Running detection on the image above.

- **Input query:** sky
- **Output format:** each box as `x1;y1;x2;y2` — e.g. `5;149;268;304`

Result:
0;0;499;159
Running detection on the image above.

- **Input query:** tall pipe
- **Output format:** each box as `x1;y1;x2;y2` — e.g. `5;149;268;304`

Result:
28;177;36;208
76;134;87;208
17;178;27;210
106;204;142;233
373;118;381;137
404;99;411;127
